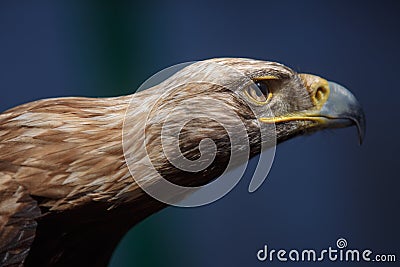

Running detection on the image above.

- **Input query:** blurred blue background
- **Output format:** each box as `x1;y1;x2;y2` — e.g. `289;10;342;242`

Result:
1;1;399;266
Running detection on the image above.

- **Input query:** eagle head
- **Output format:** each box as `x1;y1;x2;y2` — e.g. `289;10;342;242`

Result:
123;58;365;199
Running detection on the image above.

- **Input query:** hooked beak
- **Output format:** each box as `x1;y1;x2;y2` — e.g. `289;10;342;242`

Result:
320;81;366;144
259;74;366;144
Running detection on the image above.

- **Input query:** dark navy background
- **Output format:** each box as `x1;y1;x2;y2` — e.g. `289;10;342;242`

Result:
1;1;399;266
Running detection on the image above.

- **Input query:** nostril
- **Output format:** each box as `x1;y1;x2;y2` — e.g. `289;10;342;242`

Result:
315;86;327;102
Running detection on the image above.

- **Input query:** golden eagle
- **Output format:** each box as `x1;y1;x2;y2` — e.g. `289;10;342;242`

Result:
0;58;365;266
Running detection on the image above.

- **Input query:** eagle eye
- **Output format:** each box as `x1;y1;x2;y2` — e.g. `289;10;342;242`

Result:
255;81;269;95
245;80;271;104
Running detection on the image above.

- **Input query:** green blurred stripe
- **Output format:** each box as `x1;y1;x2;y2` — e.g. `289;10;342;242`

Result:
64;1;174;266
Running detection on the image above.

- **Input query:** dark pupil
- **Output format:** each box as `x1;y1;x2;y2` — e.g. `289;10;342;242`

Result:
255;81;269;96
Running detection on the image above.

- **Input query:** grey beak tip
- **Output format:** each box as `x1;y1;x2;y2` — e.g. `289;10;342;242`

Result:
326;81;366;145
357;111;366;145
